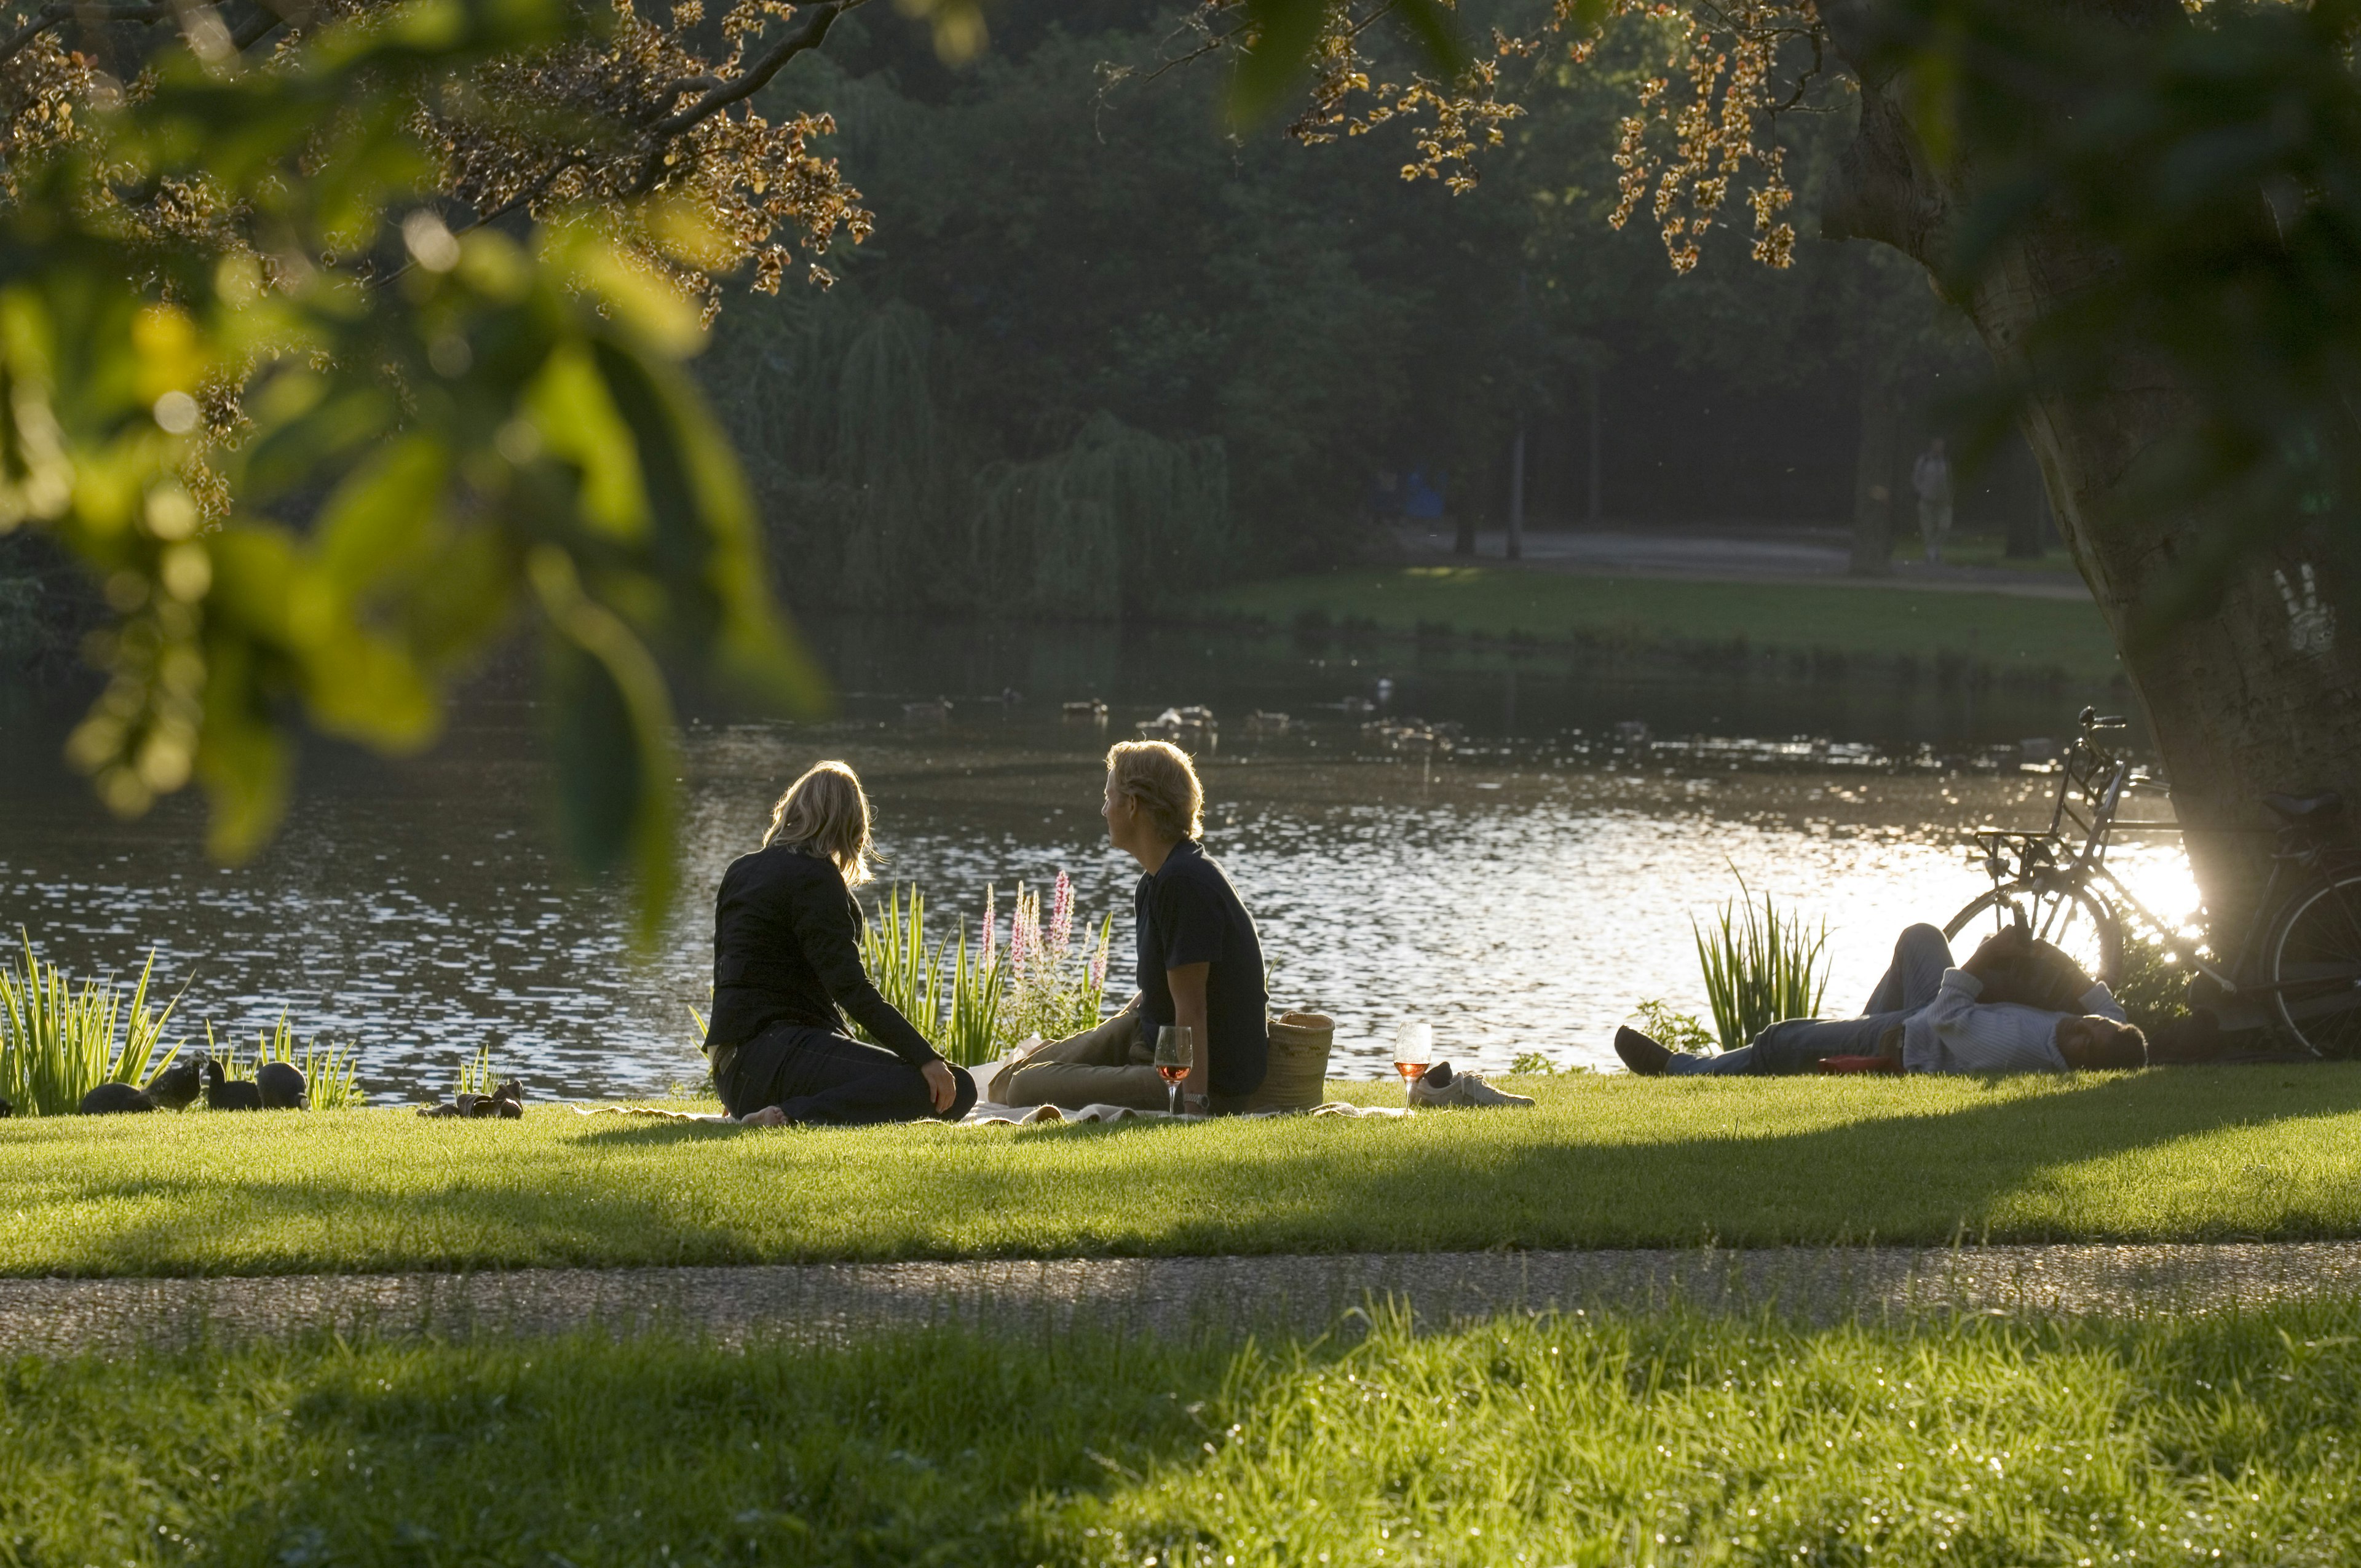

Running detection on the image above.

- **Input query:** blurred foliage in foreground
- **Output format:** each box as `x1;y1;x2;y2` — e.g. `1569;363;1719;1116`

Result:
0;0;820;935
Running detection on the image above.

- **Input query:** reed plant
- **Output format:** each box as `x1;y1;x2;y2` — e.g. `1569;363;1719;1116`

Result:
1693;877;1830;1051
207;1013;363;1109
999;873;1113;1047
454;1043;505;1098
938;922;1009;1067
0;935;185;1116
858;878;1105;1067
860;884;943;1036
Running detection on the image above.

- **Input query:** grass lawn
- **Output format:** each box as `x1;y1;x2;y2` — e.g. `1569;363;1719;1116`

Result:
7;1304;2359;1565
9;1069;2361;1277
1204;567;2122;683
1939;538;2084;574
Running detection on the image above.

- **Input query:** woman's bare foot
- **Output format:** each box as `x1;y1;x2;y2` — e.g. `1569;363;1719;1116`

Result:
738;1105;789;1127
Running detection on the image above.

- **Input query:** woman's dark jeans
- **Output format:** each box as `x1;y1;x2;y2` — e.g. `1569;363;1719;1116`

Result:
719;1024;977;1125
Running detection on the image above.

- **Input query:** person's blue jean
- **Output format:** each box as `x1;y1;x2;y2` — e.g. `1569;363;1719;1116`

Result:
1667;924;1955;1075
719;1024;978;1124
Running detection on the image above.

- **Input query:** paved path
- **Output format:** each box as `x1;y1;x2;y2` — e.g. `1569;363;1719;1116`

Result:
1397;525;2094;601
11;1245;2361;1357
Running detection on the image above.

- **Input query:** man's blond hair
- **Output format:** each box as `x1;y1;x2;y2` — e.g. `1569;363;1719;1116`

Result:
1105;740;1203;842
764;760;876;884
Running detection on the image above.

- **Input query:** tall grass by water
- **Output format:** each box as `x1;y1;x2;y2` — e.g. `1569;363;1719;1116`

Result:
1695;879;1832;1051
206;1013;363;1111
860;875;1111;1066
0;935;184;1115
7;1304;2360;1564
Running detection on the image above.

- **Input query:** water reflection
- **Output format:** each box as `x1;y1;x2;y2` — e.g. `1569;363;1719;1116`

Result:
0;619;2188;1097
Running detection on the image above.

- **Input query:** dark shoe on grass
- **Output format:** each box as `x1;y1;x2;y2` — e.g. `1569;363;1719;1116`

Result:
1614;1026;1672;1077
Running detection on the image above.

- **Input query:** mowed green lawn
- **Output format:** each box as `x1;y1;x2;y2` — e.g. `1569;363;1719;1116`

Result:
7;1069;2360;1277
1208;566;2122;681
11;1306;2361;1566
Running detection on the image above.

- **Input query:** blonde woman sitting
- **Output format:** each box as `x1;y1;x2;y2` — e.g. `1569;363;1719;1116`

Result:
706;761;976;1127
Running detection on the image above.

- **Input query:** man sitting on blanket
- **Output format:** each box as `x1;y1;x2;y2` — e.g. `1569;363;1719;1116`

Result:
989;740;1270;1114
1614;922;2148;1076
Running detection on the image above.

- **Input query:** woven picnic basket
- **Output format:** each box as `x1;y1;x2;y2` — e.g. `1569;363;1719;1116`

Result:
1244;1011;1334;1112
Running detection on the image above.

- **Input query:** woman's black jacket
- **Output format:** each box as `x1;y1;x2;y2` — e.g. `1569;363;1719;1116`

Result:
706;845;938;1067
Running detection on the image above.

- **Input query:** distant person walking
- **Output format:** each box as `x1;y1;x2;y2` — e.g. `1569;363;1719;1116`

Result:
1912;438;1953;564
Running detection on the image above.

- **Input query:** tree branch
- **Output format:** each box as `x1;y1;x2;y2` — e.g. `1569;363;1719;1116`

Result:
230;3;283;52
0;0;169;66
649;0;861;138
371;152;586;288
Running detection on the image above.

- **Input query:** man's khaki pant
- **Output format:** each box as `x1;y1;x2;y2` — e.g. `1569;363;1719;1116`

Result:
992;998;1168;1110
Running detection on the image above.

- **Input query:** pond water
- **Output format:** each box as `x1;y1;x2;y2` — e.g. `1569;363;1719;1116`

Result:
0;616;2199;1098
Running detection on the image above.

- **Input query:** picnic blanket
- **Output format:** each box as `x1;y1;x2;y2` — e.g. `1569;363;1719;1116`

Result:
563;1099;1406;1127
957;1099;1407;1126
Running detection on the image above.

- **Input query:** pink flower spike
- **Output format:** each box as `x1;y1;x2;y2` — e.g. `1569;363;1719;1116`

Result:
1050;871;1074;956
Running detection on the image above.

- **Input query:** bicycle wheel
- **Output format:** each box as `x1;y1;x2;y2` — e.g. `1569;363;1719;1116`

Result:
1944;881;2124;988
2266;871;2361;1058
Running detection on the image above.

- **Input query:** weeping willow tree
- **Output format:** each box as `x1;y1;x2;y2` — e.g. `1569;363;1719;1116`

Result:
973;416;1233;616
830;310;947;606
713;304;952;606
708;299;1230;616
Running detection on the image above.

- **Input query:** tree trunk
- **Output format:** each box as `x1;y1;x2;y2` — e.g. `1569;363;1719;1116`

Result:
1506;422;1525;561
1824;1;2361;956
1584;361;1602;526
2004;435;2046;559
1850;354;1897;576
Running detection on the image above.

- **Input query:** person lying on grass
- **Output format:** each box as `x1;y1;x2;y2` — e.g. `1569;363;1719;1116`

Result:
1614;922;2148;1076
706;761;977;1128
995;740;1271;1115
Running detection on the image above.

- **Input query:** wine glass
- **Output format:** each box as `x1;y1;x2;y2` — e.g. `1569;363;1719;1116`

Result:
1155;1025;1195;1116
1393;1019;1433;1098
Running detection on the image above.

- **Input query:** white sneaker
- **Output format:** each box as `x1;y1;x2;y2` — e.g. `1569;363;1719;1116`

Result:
1406;1061;1535;1109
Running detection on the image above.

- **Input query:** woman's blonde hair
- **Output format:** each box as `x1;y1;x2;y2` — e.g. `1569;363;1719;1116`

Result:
764;761;876;884
1105;740;1203;842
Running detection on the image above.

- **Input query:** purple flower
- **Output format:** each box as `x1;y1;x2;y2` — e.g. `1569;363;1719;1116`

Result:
1050;871;1074;957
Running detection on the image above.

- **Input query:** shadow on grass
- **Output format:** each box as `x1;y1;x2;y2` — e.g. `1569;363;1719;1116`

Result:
12;1067;2361;1275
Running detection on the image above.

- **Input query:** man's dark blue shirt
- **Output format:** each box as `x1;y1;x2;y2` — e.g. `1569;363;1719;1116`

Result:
1134;839;1268;1098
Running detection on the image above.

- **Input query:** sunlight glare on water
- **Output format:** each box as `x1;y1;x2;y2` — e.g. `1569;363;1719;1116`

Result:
1;625;2191;1096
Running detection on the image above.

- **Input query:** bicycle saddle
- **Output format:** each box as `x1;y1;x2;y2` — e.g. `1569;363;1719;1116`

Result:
2264;791;2344;822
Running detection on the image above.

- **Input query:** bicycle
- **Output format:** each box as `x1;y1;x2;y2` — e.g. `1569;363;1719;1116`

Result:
1945;706;2361;1057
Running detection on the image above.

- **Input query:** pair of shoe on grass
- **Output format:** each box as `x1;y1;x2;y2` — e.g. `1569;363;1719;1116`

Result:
1405;1061;1533;1109
417;1080;527;1119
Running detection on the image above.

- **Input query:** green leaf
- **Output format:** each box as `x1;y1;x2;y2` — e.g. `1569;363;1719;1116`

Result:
1389;0;1468;81
588;337;828;708
529;546;679;946
194;638;291;862
1228;0;1334;127
1229;0;1465;126
314;435;450;592
526;343;648;541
